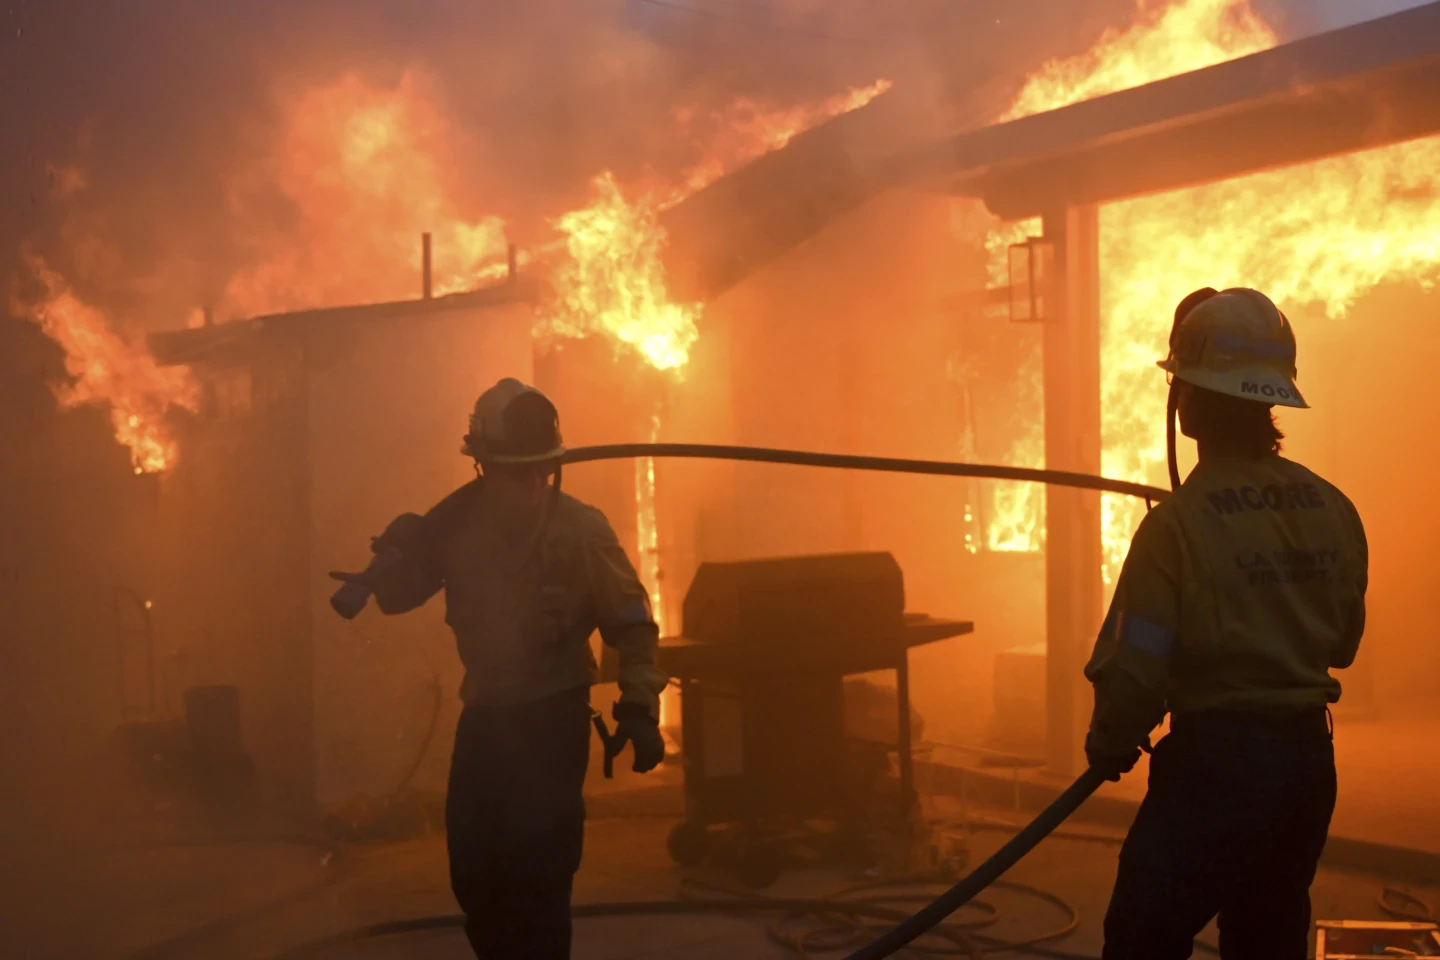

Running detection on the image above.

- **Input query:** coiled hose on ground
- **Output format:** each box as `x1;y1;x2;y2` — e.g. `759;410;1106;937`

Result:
269;769;1114;960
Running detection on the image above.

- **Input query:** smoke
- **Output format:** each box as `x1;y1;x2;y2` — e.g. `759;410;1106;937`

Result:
0;0;1155;333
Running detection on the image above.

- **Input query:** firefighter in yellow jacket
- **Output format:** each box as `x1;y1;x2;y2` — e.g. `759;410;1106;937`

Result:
331;378;668;960
1085;288;1367;960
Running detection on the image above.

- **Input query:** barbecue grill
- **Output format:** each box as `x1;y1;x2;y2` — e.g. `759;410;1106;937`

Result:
639;551;973;886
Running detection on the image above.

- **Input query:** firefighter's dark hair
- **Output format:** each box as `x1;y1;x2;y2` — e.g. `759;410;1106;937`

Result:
1182;384;1284;456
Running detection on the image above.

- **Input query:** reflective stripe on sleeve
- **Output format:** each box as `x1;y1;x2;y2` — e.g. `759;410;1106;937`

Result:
1120;614;1176;659
615;598;652;625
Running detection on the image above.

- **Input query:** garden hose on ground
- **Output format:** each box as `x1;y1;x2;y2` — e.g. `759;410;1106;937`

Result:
838;768;1108;959
269;886;1092;960
270;770;1113;960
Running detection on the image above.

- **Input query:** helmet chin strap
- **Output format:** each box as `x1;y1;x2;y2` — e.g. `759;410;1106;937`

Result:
1164;287;1219;494
548;462;563;517
1167;381;1182;492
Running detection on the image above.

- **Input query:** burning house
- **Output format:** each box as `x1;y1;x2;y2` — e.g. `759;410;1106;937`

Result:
653;0;1440;782
8;0;1440;951
15;0;1440;814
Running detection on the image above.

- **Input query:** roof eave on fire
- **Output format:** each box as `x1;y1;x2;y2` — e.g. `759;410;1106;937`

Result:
659;87;960;303
939;0;1440;220
661;1;1440;296
149;277;541;367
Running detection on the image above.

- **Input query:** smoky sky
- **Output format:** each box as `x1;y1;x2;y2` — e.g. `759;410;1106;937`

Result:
0;0;1339;332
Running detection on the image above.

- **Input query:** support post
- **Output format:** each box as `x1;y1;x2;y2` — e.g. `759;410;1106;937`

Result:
1042;205;1103;777
422;232;433;300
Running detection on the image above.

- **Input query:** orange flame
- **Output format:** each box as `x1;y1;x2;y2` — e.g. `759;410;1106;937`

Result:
981;0;1440;579
221;70;508;320
983;0;1279;560
539;172;701;373
29;70;886;478
1002;0;1274;121
539;79;890;374
636;409;667;635
1100;135;1440;573
537;80;890;704
17;255;202;474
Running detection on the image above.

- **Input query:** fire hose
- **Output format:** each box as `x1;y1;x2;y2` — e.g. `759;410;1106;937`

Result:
318;443;1168;959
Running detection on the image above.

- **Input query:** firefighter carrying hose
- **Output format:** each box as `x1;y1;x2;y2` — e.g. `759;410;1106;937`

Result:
1084;288;1368;959
329;378;668;959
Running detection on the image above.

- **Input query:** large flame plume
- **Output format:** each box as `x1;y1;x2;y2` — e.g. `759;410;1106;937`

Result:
16;256;202;474
980;0;1440;579
537;78;891;372
540;172;701;374
536;79;890;659
978;0;1276;554
222;70;509;320
30;65;886;475
1004;0;1273;122
1099;136;1440;572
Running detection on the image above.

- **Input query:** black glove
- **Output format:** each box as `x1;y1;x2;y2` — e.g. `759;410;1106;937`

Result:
1085;731;1141;783
612;702;665;774
328;513;430;589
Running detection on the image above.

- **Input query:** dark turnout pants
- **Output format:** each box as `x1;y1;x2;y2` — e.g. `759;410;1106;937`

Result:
446;686;592;959
1103;708;1336;960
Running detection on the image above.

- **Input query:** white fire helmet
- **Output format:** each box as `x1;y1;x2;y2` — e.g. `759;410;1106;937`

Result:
460;378;566;464
1157;287;1309;409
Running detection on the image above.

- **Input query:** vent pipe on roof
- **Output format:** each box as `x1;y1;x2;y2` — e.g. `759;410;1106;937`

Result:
507;242;518;283
422;232;433;300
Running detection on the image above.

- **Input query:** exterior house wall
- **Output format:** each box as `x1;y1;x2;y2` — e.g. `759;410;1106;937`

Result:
153;336;316;810
0;322;171;947
669;188;1049;749
306;304;533;804
152;301;534;810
